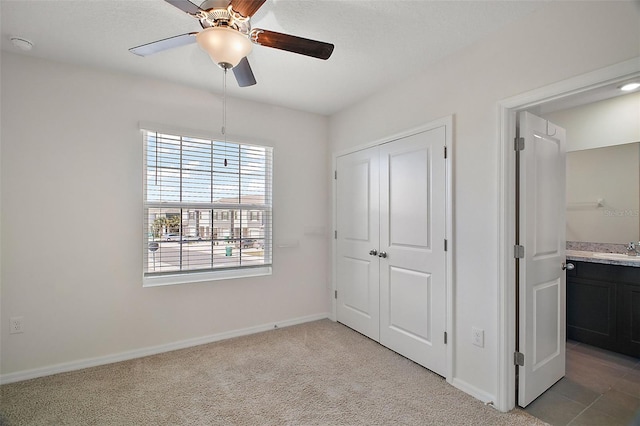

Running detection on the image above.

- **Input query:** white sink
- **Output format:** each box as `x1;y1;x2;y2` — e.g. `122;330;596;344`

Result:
592;252;640;261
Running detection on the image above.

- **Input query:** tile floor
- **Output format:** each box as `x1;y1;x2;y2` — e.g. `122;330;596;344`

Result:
525;341;640;425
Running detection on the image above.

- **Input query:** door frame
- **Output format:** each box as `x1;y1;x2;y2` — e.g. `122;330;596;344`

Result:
496;57;640;412
331;115;454;383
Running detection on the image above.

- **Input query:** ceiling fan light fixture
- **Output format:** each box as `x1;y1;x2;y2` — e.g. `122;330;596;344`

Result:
196;27;252;69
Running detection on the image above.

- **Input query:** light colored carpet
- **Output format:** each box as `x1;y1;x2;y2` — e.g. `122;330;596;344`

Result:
0;319;547;425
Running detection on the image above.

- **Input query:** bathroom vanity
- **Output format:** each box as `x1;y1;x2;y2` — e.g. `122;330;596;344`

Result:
566;250;640;358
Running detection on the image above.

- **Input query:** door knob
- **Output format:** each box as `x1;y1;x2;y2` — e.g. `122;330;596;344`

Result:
378;251;387;258
369;249;378;256
562;262;574;271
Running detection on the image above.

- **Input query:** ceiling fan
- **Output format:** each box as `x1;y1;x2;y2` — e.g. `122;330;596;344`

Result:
129;0;335;87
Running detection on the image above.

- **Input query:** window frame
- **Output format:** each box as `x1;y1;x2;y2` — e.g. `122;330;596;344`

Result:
142;127;273;287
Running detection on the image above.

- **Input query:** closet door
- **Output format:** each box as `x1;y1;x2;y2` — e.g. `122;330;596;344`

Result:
336;146;380;340
379;127;447;377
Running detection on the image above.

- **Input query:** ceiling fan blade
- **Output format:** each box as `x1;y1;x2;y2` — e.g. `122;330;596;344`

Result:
165;0;202;15
232;57;257;87
230;0;267;18
129;33;198;56
251;29;334;60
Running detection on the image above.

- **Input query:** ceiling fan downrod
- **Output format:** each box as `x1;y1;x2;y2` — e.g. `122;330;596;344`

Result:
222;67;228;167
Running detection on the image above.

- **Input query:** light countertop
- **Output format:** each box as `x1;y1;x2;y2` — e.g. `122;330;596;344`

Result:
566;250;640;268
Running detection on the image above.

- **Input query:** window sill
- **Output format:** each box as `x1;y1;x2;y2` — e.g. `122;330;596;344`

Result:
143;266;272;287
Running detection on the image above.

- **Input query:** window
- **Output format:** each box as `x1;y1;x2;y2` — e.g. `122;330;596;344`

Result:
143;130;272;286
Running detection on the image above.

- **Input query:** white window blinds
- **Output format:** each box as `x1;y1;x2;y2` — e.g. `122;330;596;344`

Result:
143;130;272;284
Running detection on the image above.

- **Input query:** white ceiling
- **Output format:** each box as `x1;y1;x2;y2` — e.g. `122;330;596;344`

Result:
1;0;549;116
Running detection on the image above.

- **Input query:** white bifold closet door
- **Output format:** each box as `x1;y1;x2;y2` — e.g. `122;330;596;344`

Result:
336;126;447;377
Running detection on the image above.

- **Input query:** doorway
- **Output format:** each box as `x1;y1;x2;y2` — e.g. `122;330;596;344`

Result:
496;57;640;412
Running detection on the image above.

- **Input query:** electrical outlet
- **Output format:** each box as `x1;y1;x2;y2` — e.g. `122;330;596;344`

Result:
10;316;24;334
472;327;484;348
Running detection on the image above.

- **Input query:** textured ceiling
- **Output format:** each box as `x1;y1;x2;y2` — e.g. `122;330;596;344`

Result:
0;0;548;115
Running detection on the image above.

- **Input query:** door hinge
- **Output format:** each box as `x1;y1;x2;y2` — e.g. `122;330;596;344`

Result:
514;245;524;259
444;146;448;159
444;239;448;251
334;230;337;239
514;137;525;151
514;351;525;366
444;331;448;344
334;170;337;179
334;290;338;299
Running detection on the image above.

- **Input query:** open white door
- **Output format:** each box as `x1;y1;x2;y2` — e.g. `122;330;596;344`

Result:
336;146;380;341
518;111;567;407
379;128;447;377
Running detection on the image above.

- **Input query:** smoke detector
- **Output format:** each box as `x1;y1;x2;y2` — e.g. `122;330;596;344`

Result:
10;37;33;51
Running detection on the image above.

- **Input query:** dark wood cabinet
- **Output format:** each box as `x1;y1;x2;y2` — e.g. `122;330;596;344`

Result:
566;261;640;358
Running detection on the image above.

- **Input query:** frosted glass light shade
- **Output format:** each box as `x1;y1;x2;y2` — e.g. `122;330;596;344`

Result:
196;27;253;69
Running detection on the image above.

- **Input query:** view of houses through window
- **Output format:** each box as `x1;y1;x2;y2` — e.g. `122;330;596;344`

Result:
143;131;272;279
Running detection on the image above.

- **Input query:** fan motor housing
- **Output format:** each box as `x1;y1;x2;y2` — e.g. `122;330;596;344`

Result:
197;3;251;35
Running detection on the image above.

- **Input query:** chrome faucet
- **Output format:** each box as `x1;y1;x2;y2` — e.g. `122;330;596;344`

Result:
627;241;638;256
627;242;640;256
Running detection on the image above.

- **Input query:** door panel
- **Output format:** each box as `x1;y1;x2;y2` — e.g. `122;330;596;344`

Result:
379;127;447;377
388;267;432;343
388;148;431;248
518;111;566;407
336;147;380;340
533;134;562;257
341;160;372;241
567;276;617;348
342;257;372;315
533;279;561;366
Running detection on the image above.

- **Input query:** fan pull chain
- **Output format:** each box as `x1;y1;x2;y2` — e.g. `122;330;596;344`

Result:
222;67;228;167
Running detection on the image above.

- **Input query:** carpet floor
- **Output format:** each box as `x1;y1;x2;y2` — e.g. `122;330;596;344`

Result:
0;319;547;425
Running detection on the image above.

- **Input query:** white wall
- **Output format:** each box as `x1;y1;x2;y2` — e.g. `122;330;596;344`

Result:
545;92;640;152
329;1;640;406
0;52;330;378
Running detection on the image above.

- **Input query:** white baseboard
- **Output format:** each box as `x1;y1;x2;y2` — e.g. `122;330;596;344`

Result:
0;313;330;385
451;378;500;411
